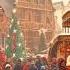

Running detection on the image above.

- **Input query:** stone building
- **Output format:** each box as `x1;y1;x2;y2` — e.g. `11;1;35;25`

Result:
0;6;8;48
49;11;70;64
53;1;70;34
15;0;55;52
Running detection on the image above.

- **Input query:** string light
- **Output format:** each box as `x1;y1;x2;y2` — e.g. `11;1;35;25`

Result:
11;19;14;23
12;8;16;14
6;45;8;49
13;29;17;33
18;43;21;47
7;34;10;37
20;33;23;36
13;53;15;57
17;21;20;25
10;25;12;28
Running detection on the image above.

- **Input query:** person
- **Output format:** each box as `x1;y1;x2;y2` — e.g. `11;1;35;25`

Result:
41;57;49;70
0;64;2;70
35;56;42;70
5;64;11;70
4;62;12;70
29;61;37;70
14;59;23;70
23;58;31;70
58;58;66;70
51;58;59;70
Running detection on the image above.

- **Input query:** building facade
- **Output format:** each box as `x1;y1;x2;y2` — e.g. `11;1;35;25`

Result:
49;11;70;65
15;0;55;52
53;1;70;34
0;6;9;48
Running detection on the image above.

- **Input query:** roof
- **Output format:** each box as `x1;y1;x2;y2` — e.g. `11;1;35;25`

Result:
62;11;70;19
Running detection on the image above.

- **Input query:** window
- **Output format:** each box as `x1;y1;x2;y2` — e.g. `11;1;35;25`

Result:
34;11;42;23
17;8;25;20
34;0;38;4
39;0;45;5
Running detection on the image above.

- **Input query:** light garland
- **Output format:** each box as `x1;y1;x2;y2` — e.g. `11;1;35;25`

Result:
11;19;14;23
12;8;16;14
13;29;17;33
7;34;10;37
18;43;21;47
13;53;15;57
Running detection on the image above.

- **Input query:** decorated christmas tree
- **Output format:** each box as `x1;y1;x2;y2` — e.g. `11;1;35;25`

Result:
38;31;46;54
5;9;26;59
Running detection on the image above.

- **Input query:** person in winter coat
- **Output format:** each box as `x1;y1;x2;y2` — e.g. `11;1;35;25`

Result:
51;58;59;70
35;56;42;70
58;58;66;70
14;59;23;70
29;61;37;70
23;59;31;70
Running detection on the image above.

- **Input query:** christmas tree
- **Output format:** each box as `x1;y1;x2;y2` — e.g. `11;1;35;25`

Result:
38;31;46;54
5;9;26;59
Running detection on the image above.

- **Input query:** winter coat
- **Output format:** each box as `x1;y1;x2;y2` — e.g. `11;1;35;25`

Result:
29;64;38;70
14;63;22;70
23;63;30;70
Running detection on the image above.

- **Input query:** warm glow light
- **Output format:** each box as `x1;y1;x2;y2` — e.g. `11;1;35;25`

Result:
17;21;20;25
13;53;15;57
12;8;16;14
11;19;14;23
7;34;10;37
6;45;8;49
20;33;23;36
18;43;21;47
13;29;17;33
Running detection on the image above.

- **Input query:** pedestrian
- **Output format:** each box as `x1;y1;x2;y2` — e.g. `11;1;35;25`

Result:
58;58;66;70
41;57;49;70
35;56;42;70
14;59;23;70
5;62;12;70
29;61;38;70
23;58;31;70
51;58;59;70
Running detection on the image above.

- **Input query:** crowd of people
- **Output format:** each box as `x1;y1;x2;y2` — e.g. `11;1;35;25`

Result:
0;56;67;70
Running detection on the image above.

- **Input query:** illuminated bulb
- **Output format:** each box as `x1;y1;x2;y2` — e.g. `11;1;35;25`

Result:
7;34;10;37
10;25;12;28
17;21;20;25
12;8;16;14
20;33;23;36
13;53;15;57
6;45;8;49
13;29;17;33
11;19;14;23
18;43;21;47
20;58;23;61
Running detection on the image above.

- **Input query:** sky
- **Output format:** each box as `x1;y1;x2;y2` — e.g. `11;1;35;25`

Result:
52;0;70;5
